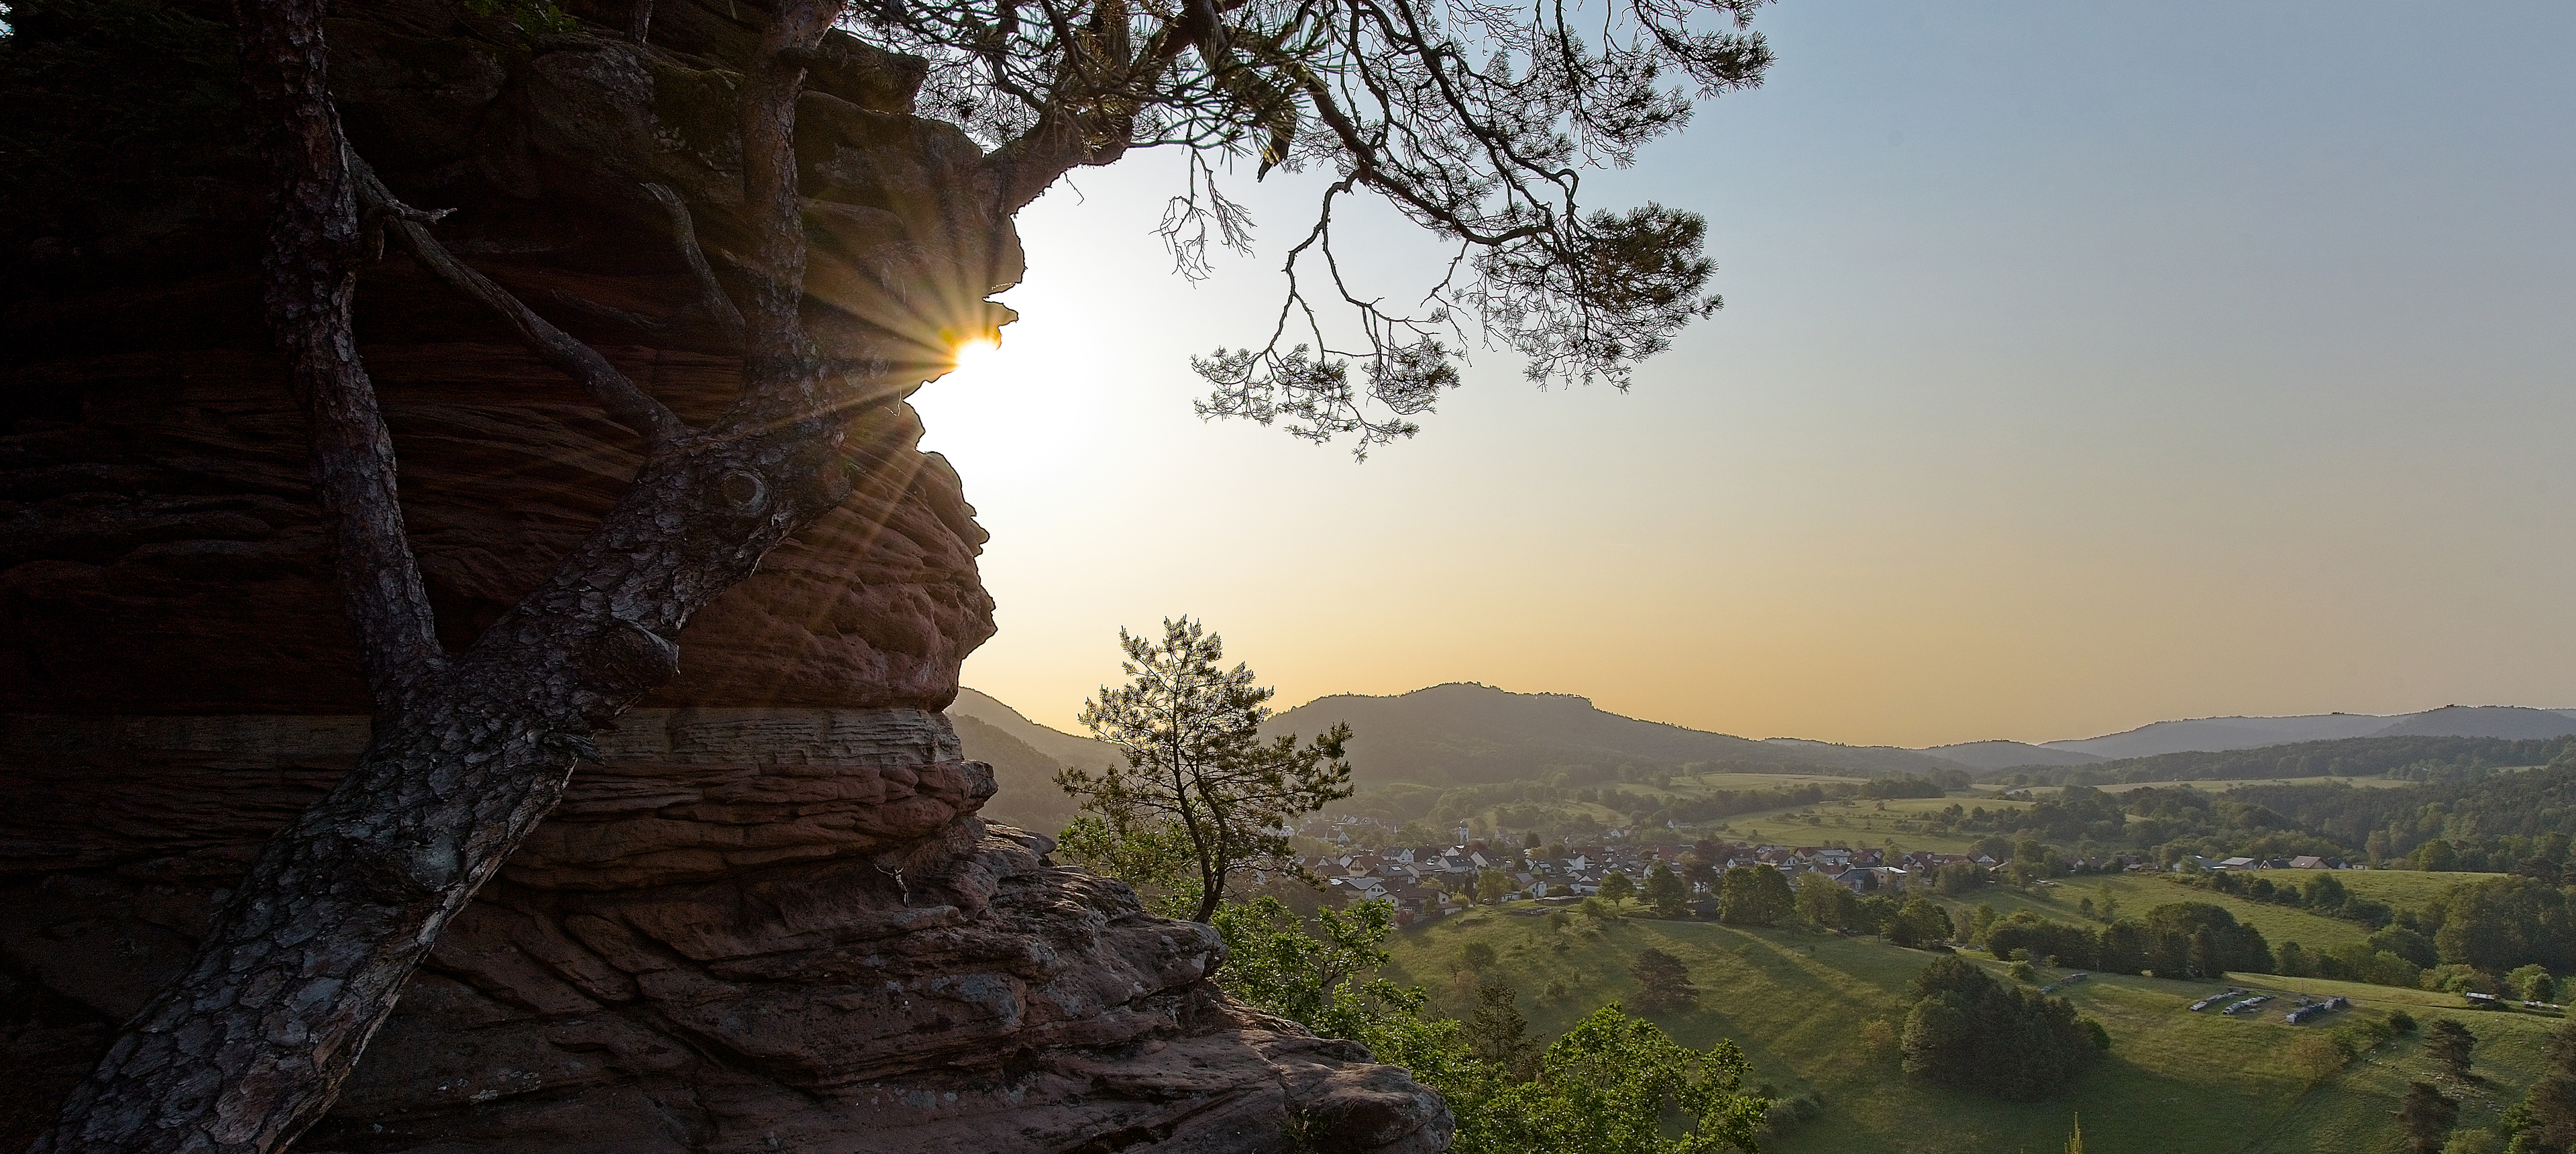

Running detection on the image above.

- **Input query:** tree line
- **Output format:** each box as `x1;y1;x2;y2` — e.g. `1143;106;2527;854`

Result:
1995;735;2576;790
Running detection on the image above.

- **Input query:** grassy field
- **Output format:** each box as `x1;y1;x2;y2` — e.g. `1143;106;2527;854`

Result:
2082;776;2419;794
1690;794;2031;855
1962;874;2380;954
1384;906;2561;1154
1427;770;1879;844
2332;870;2508;908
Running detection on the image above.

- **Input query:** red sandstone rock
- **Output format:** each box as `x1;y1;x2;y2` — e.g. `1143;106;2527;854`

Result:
0;0;1451;1148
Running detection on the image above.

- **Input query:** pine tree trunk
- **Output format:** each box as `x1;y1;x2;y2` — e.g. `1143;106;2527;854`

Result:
26;0;860;1147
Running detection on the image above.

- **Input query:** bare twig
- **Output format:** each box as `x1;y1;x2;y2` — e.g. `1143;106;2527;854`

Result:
350;154;686;450
643;182;747;344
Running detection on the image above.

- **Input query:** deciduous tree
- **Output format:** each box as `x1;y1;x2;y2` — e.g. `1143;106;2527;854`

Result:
1899;955;2105;1101
1717;863;1793;926
1795;870;1860;929
1643;861;1691;917
2510;964;2561;1004
1481;1006;1768;1154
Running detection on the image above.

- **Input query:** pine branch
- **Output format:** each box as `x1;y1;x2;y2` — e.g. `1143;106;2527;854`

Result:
350;154;687;450
643;182;747;344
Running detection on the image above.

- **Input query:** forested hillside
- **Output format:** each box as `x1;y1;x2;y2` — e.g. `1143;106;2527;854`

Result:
2237;761;2576;872
1998;733;2576;788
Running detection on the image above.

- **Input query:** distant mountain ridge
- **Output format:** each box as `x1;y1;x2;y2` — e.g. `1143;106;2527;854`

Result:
948;684;2576;803
1265;682;1960;787
2024;704;2576;762
944;688;1122;832
1921;739;2107;771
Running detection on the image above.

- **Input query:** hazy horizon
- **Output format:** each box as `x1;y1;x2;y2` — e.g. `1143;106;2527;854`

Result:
914;0;2576;748
961;679;2576;752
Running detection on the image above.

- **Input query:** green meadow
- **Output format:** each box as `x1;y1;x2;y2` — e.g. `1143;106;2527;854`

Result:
1687;794;2030;855
1381;898;2557;1154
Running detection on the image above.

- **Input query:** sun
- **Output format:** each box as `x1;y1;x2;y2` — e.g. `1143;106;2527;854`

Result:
947;335;1002;376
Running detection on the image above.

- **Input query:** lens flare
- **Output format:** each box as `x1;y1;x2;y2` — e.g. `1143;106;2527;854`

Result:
949;336;1002;374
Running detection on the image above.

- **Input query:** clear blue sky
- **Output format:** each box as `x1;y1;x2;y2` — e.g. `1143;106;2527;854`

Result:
913;0;2576;747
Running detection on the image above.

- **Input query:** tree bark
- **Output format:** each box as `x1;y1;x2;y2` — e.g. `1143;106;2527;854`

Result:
28;0;863;1149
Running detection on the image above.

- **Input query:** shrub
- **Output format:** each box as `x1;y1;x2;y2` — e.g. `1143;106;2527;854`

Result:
2290;1031;2356;1084
2508;964;2559;1004
2424;964;2496;996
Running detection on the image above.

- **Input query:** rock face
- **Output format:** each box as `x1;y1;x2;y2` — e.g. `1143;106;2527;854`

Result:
1;715;1448;1153
0;0;1452;1149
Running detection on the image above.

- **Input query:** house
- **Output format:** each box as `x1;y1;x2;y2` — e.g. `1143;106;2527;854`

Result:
2218;857;2258;872
1329;876;1390;902
2287;855;2330;870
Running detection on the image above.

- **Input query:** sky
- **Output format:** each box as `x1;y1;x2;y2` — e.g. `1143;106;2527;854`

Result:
909;0;2576;749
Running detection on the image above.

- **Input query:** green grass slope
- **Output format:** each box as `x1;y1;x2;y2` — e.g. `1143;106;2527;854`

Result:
1382;906;2559;1154
1971;874;2377;955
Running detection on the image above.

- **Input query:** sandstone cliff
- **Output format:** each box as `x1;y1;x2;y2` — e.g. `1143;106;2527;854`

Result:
0;0;1450;1149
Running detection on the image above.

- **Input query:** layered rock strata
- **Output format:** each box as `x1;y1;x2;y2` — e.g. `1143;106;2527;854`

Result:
0;714;1447;1153
0;0;1451;1147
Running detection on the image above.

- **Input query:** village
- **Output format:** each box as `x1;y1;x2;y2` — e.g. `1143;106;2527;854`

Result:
1286;823;1975;924
1282;815;2367;926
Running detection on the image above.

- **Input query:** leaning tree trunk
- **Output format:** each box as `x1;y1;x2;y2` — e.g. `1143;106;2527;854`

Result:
23;0;898;1149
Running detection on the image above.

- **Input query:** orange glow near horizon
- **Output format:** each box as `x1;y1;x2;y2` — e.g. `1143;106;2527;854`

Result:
912;5;2576;750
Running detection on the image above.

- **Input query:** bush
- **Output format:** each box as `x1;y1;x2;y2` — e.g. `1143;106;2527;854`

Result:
2290;1031;2356;1084
2508;964;2559;1004
2438;1129;2500;1154
2390;1009;2419;1033
2424;964;2496;996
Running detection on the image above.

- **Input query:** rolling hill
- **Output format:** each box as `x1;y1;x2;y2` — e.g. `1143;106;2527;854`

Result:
2372;704;2576;740
1263;682;1964;787
945;688;1120;833
1920;739;2108;771
2033;705;2576;759
2041;713;2395;759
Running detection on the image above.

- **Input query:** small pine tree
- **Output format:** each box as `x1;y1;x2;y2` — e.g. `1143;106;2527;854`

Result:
2065;1112;2084;1154
1466;982;1540;1080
